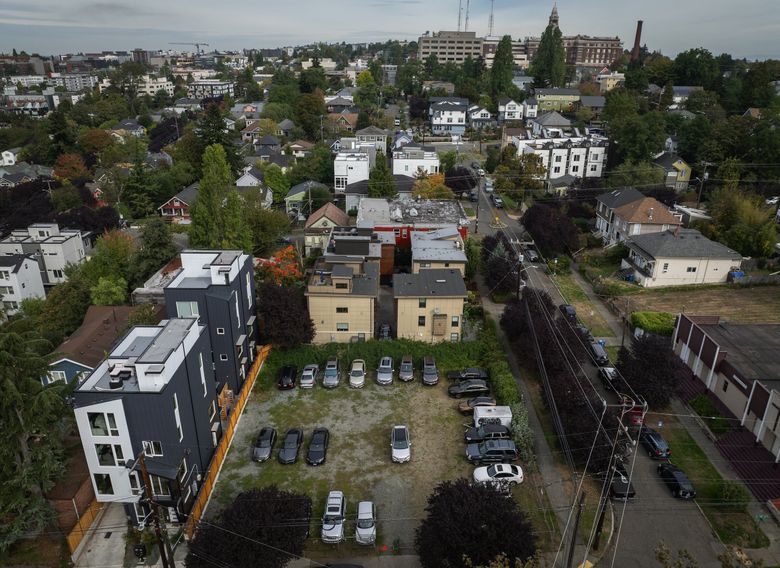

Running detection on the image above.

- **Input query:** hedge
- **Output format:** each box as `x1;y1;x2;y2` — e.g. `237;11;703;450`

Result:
631;311;676;336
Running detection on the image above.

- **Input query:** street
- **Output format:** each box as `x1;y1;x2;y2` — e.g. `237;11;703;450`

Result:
472;181;725;567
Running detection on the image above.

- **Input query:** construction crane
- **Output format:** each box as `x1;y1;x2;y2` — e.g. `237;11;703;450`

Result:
169;42;210;54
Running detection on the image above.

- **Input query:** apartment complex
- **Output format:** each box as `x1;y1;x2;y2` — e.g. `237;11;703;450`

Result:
163;250;258;396
187;80;234;99
334;150;371;193
0;223;90;286
411;228;467;276
393;269;467;343
418;31;483;64
0;253;45;314
73;318;220;525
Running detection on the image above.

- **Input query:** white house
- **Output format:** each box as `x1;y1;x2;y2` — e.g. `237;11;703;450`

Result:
498;98;523;123
0;223;89;286
523;98;538;119
0;254;45;314
468;106;493;130
0;148;21;166
429;97;468;136
236;167;264;187
392;144;440;177
334;151;371;193
355;126;389;154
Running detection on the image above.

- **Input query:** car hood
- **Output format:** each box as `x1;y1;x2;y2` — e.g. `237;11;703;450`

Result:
253;446;271;461
392;447;411;460
278;447;297;462
323;376;338;386
321;522;344;538
355;525;376;541
307;448;325;462
466;443;481;458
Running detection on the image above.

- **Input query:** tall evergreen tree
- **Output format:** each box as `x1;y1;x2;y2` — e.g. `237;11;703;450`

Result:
196;104;242;175
189;144;234;249
367;155;396;198
222;189;252;252
529;25;566;87
490;35;515;97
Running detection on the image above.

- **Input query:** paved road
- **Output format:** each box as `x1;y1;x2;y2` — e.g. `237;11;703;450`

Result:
472;186;725;567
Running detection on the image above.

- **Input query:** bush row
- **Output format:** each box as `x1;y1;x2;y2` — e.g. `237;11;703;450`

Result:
630;311;677;336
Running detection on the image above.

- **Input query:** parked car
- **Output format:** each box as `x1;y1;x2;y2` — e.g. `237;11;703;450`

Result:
399;356;414;382
598;366;620;392
422;356;439;385
458;395;497;414
321;491;346;543
349;359;366;388
640;428;671;459
447;367;489;381
471;161;481;169
466;439;519;464
523;248;539;262
448;379;490;398
478;168;486;177
469;190;479;202
609;461;636;501
558;304;577;321
484;179;494;193
394;118;401;126
306;427;330;466
391;425;411;463
377;356;394;385
575;324;595;343
355;501;377;545
252;427;276;462
300;364;319;389
589;342;610;366
657;462;696;499
277;365;298;390
492;194;504;208
378;323;392;340
464;423;511;443
278;428;303;464
473;463;524;486
323;357;341;388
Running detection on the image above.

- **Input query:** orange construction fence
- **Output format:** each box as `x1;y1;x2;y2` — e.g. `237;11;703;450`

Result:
184;344;271;539
65;498;102;554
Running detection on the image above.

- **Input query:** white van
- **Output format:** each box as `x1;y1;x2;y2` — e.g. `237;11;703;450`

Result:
474;405;513;428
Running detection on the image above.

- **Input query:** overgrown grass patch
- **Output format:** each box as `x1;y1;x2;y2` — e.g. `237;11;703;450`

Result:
551;273;615;337
688;395;732;436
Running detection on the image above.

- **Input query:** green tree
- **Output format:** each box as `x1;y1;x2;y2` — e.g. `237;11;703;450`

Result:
660;81;674;109
129;218;177;288
287;145;334;186
673;48;719;88
529;25;566;87
704;188;778;257
368;156;396;198
299;67;328;94
608;161;665;188
439;150;457;174
90;276;128;305
189;144;234;249
243;191;291;255
81;230;137;284
412;173;454;199
197;104;242;175
222;189;252;251
263;163;290;203
0;331;65;551
490;35;516;97
261;102;294;123
295;92;326;140
37;271;92;347
50;185;82;212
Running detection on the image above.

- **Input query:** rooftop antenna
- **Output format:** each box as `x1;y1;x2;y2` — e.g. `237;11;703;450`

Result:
464;0;471;31
457;0;463;31
488;0;495;36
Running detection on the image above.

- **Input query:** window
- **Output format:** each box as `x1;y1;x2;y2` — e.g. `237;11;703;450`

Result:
234;295;240;327
572;166;579;173
590;165;597;172
52;269;64;279
553;167;561;174
573;155;581;162
419;298;427;308
129;472;141;495
143;440;163;457
336;323;349;332
0;286;11;295
199;353;207;396
176;301;199;318
335;282;348;290
393;229;401;237
452;316;460;327
95;444;124;466
686;266;697;273
450;332;460;341
93;474;114;495
149;474;170;496
554;156;562;163
336;307;348;313
219;353;228;361
662;263;669;273
216;327;225;335
245;273;252;307
418;316;426;326
88;412;118;437
0;270;9;280
48;370;66;383
722;380;729;393
335;176;347;189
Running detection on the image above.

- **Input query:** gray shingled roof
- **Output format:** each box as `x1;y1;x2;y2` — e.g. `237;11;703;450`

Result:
579;95;606;108
534;111;571;127
595;187;644;209
393;269;467;298
627;229;742;260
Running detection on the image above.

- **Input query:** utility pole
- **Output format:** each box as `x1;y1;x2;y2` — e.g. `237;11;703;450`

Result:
319;114;324;143
135;452;175;568
565;492;586;568
696;162;711;208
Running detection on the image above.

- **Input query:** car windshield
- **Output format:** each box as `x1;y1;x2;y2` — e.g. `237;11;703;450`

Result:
325;368;337;377
357;518;374;529
392;431;408;448
401;362;412;371
350;369;362;376
259;436;271;447
284;436;297;447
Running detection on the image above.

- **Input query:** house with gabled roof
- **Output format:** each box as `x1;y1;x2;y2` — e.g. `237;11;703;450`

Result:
277;118;295;137
285;180;329;216
304;203;351;255
608;197;683;245
653;152;692;192
498;98;523;123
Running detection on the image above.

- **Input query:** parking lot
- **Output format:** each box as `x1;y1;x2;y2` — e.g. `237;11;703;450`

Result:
209;340;500;556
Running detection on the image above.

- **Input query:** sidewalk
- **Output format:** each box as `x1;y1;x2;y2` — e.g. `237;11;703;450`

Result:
74;502;127;568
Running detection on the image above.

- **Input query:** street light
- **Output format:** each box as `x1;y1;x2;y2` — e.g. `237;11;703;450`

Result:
694;172;709;208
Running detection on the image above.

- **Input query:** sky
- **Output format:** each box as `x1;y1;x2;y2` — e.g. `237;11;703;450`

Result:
0;0;778;60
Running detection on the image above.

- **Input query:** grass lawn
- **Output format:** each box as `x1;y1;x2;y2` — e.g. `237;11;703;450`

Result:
551;273;615;337
463;206;476;217
652;414;769;548
209;339;551;558
0;537;66;567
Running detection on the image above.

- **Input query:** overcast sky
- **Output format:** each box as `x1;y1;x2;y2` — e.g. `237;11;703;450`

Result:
0;0;778;59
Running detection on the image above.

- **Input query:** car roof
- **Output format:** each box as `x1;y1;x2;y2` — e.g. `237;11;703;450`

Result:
357;501;373;515
303;364;318;371
327;490;344;500
486;439;514;449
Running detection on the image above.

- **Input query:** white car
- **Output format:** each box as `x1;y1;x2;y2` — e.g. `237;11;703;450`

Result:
321;491;346;543
377;356;394;385
766;196;779;206
473;463;524;486
300;364;318;389
355;501;377;545
349;359;366;388
484;179;494;193
391;425;411;463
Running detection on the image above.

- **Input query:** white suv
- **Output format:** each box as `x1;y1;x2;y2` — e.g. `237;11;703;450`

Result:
355;501;377;545
321;491;346;543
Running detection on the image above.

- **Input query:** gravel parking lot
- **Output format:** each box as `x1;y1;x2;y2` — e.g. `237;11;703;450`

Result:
210;348;479;556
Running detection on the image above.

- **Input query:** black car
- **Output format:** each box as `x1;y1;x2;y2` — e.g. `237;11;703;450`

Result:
575;324;594;343
559;304;577;321
446;367;490;381
252;427;276;462
589;342;610;366
378;323;392;340
306;427;330;466
277;365;298;390
448;379;490;398
657;462;696;499
464;423;511;443
640;428;672;459
598;366;620;392
523;248;539;262
469;190;478;202
278;428;304;464
609;461;636;501
466;439;519;464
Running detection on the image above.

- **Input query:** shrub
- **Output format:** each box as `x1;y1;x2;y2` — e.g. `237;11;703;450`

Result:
510;401;535;464
500;193;518;210
546;255;571;275
488;360;521;406
631;311;676;336
689;394;732;436
605;243;629;263
715;480;750;511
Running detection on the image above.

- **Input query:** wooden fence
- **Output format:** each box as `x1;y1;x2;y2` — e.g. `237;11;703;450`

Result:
184;344;271;540
65;498;102;554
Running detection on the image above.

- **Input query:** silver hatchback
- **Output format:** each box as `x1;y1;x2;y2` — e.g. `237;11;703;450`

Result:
323;358;341;388
300;364;318;389
377;356;394;385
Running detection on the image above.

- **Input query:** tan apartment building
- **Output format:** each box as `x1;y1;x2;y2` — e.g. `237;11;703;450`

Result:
306;259;379;343
393;269;467;343
418;31;483;65
411;227;467;276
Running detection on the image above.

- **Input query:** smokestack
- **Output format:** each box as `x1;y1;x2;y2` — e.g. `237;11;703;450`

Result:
631;20;643;62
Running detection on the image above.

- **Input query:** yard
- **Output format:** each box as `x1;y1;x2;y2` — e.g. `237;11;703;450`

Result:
208;339;550;558
550;272;615;337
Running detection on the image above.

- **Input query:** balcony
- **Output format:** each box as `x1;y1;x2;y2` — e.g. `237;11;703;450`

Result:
622;256;653;278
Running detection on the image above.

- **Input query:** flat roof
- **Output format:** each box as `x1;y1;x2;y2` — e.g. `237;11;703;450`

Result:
137;318;196;364
700;323;780;383
393;269;467;298
356;197;467;228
